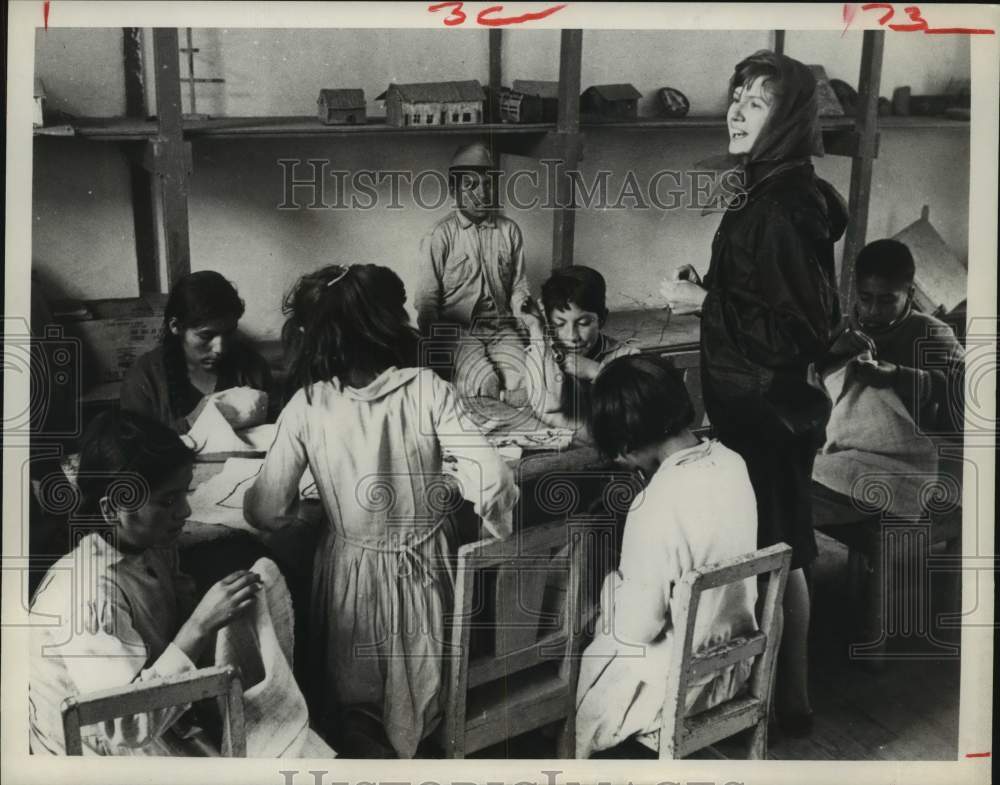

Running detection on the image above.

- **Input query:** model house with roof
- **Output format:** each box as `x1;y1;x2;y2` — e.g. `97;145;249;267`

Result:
376;80;485;127
316;89;367;125
581;83;642;120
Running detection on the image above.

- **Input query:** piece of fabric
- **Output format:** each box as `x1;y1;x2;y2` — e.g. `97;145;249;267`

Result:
575;440;759;758
214;558;336;758
812;359;939;519
415;211;531;332
840;309;966;434
243;366;518;758
120;343;272;434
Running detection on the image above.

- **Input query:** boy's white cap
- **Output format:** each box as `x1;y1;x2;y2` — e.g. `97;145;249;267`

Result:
450;142;493;169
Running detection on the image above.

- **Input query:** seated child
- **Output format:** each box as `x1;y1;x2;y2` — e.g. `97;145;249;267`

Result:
813;239;966;521
574;356;759;758
414;142;532;400
245;263;518;759
825;238;965;433
520;266;638;440
28;411;329;757
121;271;272;435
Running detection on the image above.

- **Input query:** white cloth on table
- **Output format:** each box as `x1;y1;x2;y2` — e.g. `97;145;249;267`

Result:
186;457;318;531
244;366;519;758
813;360;939;518
575;439;759;759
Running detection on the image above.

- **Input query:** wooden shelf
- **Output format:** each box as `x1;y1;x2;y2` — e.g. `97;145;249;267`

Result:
35;113;968;142
34;115;557;141
877;116;971;129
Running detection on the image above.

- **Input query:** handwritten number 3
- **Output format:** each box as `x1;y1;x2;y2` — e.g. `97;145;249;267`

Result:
429;2;567;26
428;1;467;26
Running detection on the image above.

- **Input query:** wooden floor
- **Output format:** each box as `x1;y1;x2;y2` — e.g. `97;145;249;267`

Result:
474;531;962;761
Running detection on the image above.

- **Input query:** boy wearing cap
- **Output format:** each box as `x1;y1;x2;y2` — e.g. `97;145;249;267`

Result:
415;142;532;399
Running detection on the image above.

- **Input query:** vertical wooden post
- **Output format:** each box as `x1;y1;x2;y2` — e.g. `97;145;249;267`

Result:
151;28;192;289
488;29;502;91
552;29;582;270
774;30;785;56
123;28;159;295
839;30;884;315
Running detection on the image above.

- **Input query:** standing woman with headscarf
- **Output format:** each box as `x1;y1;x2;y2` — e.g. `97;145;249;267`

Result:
663;50;848;733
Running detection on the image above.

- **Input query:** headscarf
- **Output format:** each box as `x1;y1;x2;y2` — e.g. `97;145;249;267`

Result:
699;50;825;214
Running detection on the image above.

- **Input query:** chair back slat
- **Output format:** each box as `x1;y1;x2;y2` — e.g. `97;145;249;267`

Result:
61;665;244;757
441;518;594;757
687;631;767;681
468;631;568;688
659;543;792;760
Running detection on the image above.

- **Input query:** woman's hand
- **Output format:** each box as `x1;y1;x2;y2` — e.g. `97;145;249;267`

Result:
174;570;263;661
660;278;707;315
674;264;703;286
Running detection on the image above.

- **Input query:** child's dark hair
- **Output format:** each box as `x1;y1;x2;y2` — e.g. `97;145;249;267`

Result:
590;355;695;460
855;239;916;286
162;271;246;418
75;410;195;520
541;266;609;322
281;264;420;401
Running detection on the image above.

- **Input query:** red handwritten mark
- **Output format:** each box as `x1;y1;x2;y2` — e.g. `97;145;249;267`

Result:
43;0;50;30
476;3;567;27
842;3;859;36
859;3;995;35
966;752;991;758
861;3;895;25
925;27;996;35
428;1;467;26
888;5;928;32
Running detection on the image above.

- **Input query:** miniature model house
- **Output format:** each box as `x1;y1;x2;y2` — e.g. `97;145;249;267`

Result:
316;89;367;125
581;84;642;120
377;81;485;127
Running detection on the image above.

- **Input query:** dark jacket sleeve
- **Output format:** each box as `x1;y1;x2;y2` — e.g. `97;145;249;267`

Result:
723;204;837;372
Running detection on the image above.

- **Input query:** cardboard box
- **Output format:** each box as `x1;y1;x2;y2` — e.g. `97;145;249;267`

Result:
59;297;165;385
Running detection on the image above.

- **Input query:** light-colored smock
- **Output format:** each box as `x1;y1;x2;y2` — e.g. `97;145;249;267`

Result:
575;439;759;758
244;367;518;758
29;533;215;756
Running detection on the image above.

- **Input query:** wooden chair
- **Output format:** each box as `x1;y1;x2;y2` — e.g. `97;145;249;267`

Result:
436;518;592;758
61;665;246;756
638;348;712;437
657;543;792;759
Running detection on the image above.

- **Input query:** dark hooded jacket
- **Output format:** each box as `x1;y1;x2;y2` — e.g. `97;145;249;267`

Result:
699;53;849;442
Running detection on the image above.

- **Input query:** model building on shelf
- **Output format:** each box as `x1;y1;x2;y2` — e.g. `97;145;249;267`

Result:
376;80;485;127
316;89;366;125
581;84;642;121
512;80;559;121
